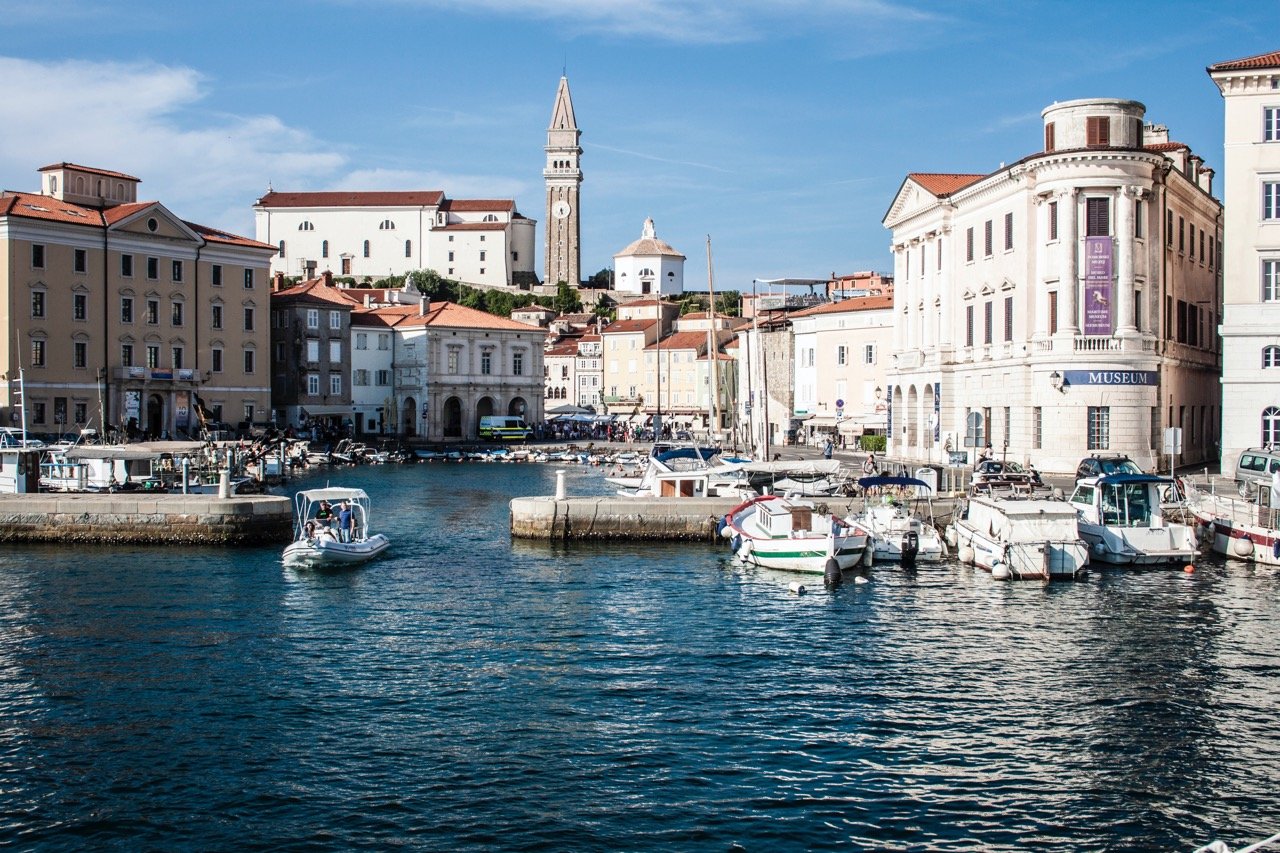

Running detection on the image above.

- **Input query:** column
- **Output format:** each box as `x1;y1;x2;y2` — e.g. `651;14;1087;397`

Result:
938;227;953;349
1059;189;1079;335
1116;187;1139;335
1033;196;1050;338
890;245;905;353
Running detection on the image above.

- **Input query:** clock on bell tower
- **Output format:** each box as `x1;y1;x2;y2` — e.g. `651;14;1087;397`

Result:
544;75;582;287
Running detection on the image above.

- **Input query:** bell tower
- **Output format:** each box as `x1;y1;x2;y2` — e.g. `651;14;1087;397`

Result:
544;76;582;287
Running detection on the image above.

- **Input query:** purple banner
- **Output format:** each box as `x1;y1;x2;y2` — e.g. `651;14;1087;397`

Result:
1083;236;1113;336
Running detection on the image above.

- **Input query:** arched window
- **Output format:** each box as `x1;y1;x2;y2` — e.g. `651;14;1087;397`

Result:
321;240;329;258
1265;345;1280;368
1264;407;1280;447
278;240;286;258
379;219;395;230
363;240;370;258
405;239;412;258
298;221;314;231
483;214;498;222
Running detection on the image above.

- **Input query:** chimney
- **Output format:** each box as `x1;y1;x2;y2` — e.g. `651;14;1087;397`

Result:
322;270;333;288
272;271;285;292
364;293;372;308
419;295;427;315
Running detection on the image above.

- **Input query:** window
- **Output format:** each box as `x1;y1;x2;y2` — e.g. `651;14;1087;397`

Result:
1049;291;1059;334
965;410;985;449
307;374;320;395
1200;231;1205;262
983;301;993;345
171;302;184;326
244;307;255;331
74;249;87;273
329;340;341;363
1048;201;1058;240
448;350;459;374
243;348;256;374
1086;198;1110;236
1166;210;1174;243
1265;107;1280;142
1004;296;1014;342
121;344;133;367
212;305;223;329
306;340;320;363
356;333;368;350
481;350;492;375
172;346;184;370
448;251;455;262
298;221;314;231
278;240;285;257
405;240;412;258
146;345;160;368
837;345;847;366
1004;212;1014;250
1265;260;1280;301
479;250;487;262
376;370;390;386
31;339;45;367
513;351;525;376
1189;223;1196;259
172;260;183;282
1087;406;1110;450
353;369;370;387
966;227;974;262
212;265;222;286
147;257;158;279
73;341;87;368
329;311;341;330
1086;116;1110;146
31;291;45;318
329;374;342;395
306;309;319;329
243;269;254;289
1265;183;1280;220
864;344;876;365
1045;122;1055;152
378;334;389;351
212;347;223;373
1004;407;1011;446
321;240;329;258
1264;407;1280;447
119;296;132;323
1032;407;1042;449
984;220;993;257
1264;346;1280;367
363;240;370;258
31;244;45;269
73;402;86;425
965;304;975;346
146;299;159;325
1134;200;1144;239
121;254;133;277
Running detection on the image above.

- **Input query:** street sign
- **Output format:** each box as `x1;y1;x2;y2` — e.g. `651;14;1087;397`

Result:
835;398;844;409
1162;427;1182;455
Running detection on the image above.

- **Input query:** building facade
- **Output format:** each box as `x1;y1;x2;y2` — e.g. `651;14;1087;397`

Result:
544;76;583;288
254;191;536;288
613;219;686;298
882;98;1222;473
0;163;275;438
269;272;356;433
1208;50;1280;473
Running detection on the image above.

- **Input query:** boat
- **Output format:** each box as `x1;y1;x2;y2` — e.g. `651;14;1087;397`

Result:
1068;474;1198;566
1184;474;1280;566
950;473;1088;580
850;476;947;565
720;494;869;575
282;487;391;568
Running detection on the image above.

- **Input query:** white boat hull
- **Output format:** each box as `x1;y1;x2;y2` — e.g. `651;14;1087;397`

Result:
723;495;868;574
854;504;947;564
954;521;1088;579
283;534;391;568
1076;521;1198;566
1186;487;1280;566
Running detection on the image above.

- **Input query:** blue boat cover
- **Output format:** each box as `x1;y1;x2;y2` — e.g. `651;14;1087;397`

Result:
858;476;932;491
1094;474;1172;486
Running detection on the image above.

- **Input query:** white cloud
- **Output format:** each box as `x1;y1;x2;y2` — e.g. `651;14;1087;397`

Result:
0;56;345;234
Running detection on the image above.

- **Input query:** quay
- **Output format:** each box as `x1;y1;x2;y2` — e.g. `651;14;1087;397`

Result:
0;493;292;545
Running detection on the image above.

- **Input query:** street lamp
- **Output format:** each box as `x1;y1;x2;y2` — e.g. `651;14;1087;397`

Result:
1049;371;1064;392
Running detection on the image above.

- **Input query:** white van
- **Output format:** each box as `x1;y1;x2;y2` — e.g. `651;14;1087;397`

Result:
1235;447;1280;486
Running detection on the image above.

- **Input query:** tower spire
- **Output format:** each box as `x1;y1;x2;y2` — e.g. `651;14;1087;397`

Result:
544;76;582;288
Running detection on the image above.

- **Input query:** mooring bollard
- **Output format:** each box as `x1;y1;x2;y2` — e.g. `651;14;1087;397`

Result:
555;469;567;501
218;466;231;499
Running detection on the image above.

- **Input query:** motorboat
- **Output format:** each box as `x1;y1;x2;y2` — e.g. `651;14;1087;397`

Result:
282;487;391;568
950;474;1088;580
1068;474;1198;566
720;494;869;575
1184;474;1280;567
850;476;947;565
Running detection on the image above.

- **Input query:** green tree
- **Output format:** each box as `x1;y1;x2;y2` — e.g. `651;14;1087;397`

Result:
715;290;742;317
588;268;611;289
553;281;582;314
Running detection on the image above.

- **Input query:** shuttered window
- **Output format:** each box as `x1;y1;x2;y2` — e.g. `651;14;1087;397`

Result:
1048;201;1058;240
983;301;993;344
1004;296;1014;341
966;227;974;262
965;305;974;346
1086;116;1110;146
1086;197;1110;237
984;220;993;257
1044;122;1055;152
1049;291;1058;334
1004;212;1014;250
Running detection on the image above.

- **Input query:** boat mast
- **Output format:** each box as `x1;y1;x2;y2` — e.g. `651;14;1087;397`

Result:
705;235;720;444
654;292;662;440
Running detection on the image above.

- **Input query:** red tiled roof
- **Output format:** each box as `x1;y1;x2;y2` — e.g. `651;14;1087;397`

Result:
38;162;140;181
439;199;514;212
256;190;445;208
1208;50;1280;72
1145;141;1189;152
908;173;986;197
789;294;895;317
187;222;277;250
0;191;102;225
545;343;579;357
101;201;155;225
273;277;359;307
601;319;658;334
380;301;537;332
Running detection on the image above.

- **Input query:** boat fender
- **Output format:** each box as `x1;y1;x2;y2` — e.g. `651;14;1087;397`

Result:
823;557;842;587
854;575;869;585
860;546;874;568
788;581;807;595
900;531;919;567
1234;534;1255;559
958;545;975;565
991;560;1012;580
716;516;728;538
731;535;745;555
944;525;958;548
1274;538;1280;560
1092;541;1107;556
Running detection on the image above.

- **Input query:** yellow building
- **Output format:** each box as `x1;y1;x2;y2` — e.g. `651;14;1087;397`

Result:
0;163;276;438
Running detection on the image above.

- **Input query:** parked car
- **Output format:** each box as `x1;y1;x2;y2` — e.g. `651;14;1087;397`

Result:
1075;454;1143;480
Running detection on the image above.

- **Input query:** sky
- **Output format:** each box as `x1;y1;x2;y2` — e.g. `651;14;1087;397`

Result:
0;1;1274;294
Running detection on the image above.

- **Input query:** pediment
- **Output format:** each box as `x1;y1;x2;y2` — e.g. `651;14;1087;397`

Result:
883;177;940;227
109;203;202;244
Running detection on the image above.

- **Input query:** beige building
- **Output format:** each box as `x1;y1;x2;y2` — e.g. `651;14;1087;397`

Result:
1208;50;1280;473
0;163;276;437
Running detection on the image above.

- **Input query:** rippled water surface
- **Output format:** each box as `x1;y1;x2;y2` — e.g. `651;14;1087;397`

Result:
0;462;1277;851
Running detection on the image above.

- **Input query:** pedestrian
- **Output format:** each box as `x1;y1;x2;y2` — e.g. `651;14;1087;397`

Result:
862;453;878;476
979;443;994;462
823;439;834;460
337;501;353;543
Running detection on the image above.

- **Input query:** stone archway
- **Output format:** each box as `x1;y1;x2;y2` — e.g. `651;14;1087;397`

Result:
443;396;463;438
146;393;165;438
907;385;919;450
402;396;417;437
508;397;528;418
474;396;495;437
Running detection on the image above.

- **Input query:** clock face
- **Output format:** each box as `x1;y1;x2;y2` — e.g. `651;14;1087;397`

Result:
553;200;572;220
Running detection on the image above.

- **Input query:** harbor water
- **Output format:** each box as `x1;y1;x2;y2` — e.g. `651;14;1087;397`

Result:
0;462;1277;851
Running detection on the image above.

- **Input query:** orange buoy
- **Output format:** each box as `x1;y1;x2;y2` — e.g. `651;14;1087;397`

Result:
1184;565;1195;574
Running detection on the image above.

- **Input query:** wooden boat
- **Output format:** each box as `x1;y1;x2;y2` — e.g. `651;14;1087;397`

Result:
282;487;391;568
720;494;868;574
1068;474;1197;566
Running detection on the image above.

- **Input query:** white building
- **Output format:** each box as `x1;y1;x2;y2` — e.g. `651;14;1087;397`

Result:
1208;50;1280;473
612;218;685;297
254;191;537;288
883;98;1222;473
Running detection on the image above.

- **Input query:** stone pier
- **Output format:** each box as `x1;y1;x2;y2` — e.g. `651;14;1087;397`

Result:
0;493;293;545
510;496;745;541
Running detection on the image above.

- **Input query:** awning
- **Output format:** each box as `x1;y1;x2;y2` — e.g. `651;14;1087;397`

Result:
300;405;355;417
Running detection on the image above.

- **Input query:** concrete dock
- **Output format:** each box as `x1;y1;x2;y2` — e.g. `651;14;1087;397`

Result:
0;493;293;545
511;496;746;541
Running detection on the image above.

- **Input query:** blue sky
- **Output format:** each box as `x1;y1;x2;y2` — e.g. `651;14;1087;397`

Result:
0;1;1273;292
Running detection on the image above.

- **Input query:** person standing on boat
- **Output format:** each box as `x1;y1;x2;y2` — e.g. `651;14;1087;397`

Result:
979;443;994;463
337;501;353;543
314;500;334;529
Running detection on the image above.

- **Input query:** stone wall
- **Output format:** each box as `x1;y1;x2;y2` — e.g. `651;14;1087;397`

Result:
511;495;741;541
0;494;293;545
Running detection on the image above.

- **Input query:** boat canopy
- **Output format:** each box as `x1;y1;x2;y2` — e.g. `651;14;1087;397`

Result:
295;486;371;503
1094;474;1174;486
858;476;932;491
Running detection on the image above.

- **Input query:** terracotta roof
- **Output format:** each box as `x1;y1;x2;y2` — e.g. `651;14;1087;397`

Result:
273;277;359;307
789;294;895;317
38;162;140;181
0;191;102;225
101;201;156;225
350;310;396;328
601;319;658;334
379;300;537;332
256;190;445;208
187;221;277;251
1145;141;1189;152
1208;50;1280;72
545;343;579;357
439;199;514;212
614;234;685;259
908;173;986;197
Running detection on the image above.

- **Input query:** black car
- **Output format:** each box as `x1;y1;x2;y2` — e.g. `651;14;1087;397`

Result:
1075;454;1143;480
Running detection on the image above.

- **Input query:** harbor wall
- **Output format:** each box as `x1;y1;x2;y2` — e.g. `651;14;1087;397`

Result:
511;496;746;541
0;493;293;545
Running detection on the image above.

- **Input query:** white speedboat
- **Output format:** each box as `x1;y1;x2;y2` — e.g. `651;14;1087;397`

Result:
951;481;1088;580
1069;474;1197;566
851;476;947;565
720;494;868;575
282;487;391;568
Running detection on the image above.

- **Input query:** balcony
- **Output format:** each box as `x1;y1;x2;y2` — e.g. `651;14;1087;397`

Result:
894;350;924;370
113;367;202;383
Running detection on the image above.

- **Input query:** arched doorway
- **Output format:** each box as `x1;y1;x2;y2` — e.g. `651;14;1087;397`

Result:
443;397;463;438
146;394;164;438
402;396;417;437
508;397;528;419
906;385;919;450
474;396;495;437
